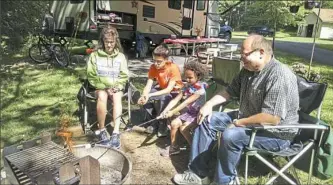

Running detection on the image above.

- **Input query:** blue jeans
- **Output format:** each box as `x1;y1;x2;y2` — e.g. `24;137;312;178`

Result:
189;112;291;184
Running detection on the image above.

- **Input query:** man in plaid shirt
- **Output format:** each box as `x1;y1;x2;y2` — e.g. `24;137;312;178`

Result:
173;35;299;185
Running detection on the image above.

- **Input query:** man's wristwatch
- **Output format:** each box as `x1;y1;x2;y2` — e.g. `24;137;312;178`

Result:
227;119;237;129
232;119;239;127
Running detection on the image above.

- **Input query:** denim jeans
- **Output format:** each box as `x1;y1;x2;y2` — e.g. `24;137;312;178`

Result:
189;111;291;185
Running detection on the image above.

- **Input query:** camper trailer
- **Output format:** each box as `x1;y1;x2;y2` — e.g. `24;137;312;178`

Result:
43;0;220;49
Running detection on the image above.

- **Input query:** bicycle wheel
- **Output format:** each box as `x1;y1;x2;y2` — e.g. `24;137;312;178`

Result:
52;45;70;67
29;44;52;63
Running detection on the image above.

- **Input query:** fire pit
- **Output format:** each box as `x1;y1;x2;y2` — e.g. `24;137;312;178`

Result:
71;144;132;184
3;134;132;185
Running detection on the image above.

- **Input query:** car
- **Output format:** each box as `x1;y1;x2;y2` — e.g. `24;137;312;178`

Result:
219;25;232;43
248;26;275;37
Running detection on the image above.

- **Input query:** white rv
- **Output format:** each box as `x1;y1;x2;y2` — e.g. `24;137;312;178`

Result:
43;0;220;49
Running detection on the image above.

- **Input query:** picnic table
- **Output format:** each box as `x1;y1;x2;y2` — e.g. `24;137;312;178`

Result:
164;37;227;56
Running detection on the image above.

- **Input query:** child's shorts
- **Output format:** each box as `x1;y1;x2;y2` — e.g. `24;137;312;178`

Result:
179;107;199;124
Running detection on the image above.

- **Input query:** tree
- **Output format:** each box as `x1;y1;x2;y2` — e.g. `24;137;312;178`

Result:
218;0;239;13
242;1;296;29
218;0;249;29
1;0;50;54
321;1;333;9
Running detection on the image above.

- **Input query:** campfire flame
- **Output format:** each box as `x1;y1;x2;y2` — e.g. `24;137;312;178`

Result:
56;114;74;152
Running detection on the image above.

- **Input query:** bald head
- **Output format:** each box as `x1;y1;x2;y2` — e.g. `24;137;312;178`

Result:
240;34;273;72
243;34;273;56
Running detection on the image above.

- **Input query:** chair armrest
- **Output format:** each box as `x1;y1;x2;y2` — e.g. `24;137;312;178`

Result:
210;77;229;87
248;124;328;131
129;72;147;79
79;76;87;83
245;123;329;149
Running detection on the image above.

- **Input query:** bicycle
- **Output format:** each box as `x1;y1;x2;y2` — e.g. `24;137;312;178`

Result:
29;33;70;67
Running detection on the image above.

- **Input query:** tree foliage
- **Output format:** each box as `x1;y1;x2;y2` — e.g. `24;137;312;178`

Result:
1;0;50;54
217;0;333;31
242;1;295;28
322;1;333;9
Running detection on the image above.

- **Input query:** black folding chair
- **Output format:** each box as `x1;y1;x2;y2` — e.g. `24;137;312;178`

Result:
77;78;140;134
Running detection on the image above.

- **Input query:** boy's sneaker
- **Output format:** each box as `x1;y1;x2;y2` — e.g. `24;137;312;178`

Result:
95;129;110;146
110;133;121;149
160;145;181;157
157;122;168;137
144;126;155;134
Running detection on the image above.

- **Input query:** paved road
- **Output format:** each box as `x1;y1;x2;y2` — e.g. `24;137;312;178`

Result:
232;40;333;66
274;40;333;66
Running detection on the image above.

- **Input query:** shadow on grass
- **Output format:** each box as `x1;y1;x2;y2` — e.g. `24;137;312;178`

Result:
1;55;86;147
0;66;25;111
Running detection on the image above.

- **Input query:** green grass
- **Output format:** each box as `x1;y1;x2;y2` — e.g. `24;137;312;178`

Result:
0;56;85;147
276;36;333;51
232;31;333;51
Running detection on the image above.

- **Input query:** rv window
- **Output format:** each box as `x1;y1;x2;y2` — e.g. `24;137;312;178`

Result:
168;0;181;10
183;0;193;9
143;5;155;18
70;0;84;4
197;0;205;10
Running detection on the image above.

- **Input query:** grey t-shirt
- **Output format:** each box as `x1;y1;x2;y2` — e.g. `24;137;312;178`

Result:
226;58;299;139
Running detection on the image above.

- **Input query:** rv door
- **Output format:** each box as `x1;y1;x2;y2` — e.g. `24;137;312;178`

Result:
191;0;207;37
205;0;219;38
181;0;194;36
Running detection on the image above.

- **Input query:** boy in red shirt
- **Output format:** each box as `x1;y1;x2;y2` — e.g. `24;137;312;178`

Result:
138;45;183;137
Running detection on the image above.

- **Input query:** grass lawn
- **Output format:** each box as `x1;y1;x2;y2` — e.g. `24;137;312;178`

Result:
1;51;332;183
233;31;333;51
0;56;85;147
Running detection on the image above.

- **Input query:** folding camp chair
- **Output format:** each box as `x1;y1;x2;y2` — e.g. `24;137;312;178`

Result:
206;56;242;113
77;78;140;134
237;75;329;185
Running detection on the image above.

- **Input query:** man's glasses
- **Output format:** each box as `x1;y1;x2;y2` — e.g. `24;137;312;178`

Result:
241;48;260;58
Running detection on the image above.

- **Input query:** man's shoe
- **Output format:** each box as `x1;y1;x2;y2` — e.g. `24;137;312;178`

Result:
95;129;110;146
110;133;121;149
157;122;168;137
173;171;210;185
